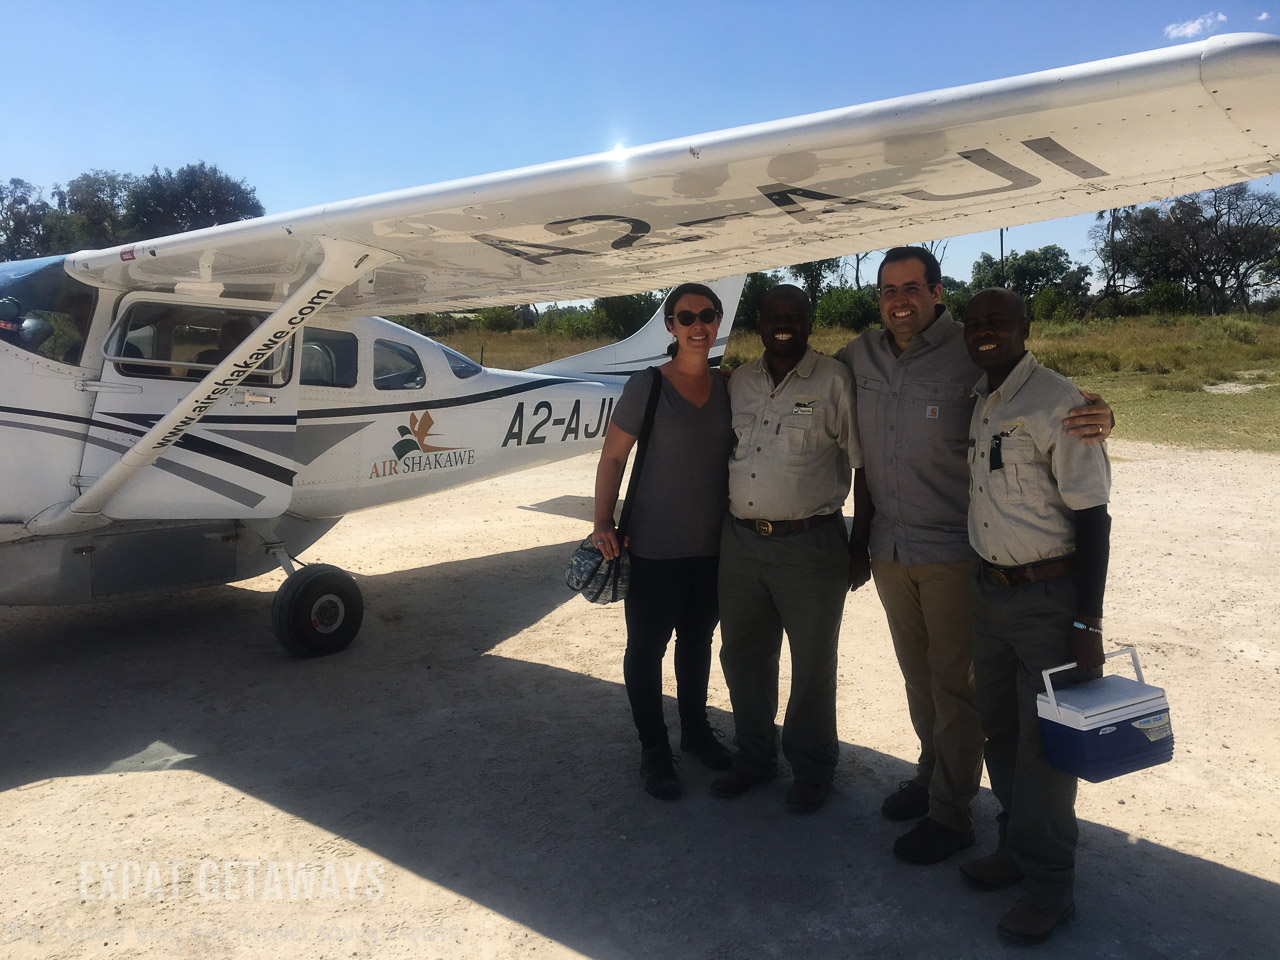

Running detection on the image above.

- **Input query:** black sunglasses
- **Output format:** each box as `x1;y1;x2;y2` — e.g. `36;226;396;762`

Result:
673;308;721;326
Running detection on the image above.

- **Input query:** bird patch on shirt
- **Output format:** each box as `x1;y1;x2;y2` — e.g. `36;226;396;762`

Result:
925;405;940;419
792;397;818;416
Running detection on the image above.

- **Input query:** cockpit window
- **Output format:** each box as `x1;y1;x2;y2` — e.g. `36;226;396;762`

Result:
0;256;100;363
439;343;482;379
373;339;426;390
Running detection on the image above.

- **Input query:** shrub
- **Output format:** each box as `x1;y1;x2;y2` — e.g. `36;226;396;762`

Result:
815;285;879;330
1139;280;1187;316
1200;316;1258;345
474;306;518;332
1028;285;1080;324
942;288;971;322
538;305;613;339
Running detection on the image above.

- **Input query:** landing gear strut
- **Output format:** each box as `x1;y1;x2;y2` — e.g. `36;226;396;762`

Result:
268;548;364;657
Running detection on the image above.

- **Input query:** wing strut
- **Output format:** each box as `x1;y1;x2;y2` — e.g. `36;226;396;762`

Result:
32;238;398;534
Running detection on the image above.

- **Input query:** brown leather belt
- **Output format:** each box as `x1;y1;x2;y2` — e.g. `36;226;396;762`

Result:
981;555;1075;588
733;512;839;537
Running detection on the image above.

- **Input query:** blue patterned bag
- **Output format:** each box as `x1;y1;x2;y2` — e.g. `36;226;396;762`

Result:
565;367;662;605
565;538;631;604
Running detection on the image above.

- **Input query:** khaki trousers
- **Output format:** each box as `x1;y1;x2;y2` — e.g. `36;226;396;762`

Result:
871;555;985;831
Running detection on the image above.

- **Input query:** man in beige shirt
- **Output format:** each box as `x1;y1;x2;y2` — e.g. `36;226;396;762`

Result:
712;285;862;814
961;288;1110;945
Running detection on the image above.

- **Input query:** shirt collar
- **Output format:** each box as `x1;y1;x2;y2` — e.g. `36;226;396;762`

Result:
750;344;817;381
972;350;1038;401
881;305;953;356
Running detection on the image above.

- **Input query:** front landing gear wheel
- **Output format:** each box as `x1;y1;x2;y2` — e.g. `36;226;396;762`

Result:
272;564;364;657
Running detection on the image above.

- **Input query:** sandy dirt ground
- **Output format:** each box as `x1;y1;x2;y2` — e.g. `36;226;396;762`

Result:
1;439;1277;959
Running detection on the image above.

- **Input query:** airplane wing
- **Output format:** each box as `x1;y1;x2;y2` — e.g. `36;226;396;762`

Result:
66;32;1280;312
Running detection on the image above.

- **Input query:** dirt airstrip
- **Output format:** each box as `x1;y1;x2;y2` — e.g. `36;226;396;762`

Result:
1;439;1277;959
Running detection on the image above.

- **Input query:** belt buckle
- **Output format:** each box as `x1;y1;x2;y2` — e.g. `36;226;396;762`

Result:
754;519;773;536
987;566;1010;588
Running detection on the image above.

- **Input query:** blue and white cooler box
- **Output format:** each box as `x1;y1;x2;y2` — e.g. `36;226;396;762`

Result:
1037;648;1173;783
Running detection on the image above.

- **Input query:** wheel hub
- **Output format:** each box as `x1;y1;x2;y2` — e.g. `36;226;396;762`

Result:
310;594;346;634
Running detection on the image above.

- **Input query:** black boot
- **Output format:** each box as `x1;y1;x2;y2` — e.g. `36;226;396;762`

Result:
640;744;680;800
679;723;733;771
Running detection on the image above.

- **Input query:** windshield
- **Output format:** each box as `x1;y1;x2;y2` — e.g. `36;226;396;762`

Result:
0;257;99;362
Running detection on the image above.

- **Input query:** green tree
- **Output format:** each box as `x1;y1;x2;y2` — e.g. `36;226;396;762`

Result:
45;170;137;252
786;258;842;307
474;306;518;332
814;285;879;331
1101;185;1280;313
970;245;1090;319
971;244;1081;299
940;276;972;321
538;304;613;338
126;162;265;241
0;179;53;260
593;291;661;338
737;271;781;330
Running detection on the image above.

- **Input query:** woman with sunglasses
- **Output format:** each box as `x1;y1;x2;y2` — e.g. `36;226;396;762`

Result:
592;282;735;800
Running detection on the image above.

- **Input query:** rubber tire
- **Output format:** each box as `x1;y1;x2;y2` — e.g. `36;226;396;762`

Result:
272;564;363;657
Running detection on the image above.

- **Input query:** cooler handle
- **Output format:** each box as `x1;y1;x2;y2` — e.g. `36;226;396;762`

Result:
1041;647;1144;720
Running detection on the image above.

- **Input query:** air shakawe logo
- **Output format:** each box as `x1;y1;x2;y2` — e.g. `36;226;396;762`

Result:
370;411;475;479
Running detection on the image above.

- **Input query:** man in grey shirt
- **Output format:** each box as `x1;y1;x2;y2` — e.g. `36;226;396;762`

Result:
835;247;1113;864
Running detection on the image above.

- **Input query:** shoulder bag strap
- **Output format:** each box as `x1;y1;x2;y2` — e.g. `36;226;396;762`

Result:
616;366;662;539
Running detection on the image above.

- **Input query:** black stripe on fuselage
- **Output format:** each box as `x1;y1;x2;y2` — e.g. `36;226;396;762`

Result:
298;376;586;420
0;404;295;487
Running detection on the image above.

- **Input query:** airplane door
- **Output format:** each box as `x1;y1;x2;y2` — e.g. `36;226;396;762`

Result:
77;293;300;520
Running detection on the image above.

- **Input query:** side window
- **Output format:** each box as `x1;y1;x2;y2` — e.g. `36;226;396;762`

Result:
374;339;425;390
106;303;286;385
440;344;482;379
301;328;358;388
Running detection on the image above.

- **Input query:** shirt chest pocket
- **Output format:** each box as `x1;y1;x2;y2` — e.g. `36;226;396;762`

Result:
909;379;970;422
989;434;1040;505
778;415;815;464
731;413;757;460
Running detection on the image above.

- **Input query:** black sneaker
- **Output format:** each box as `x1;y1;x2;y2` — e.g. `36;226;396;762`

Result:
679;724;734;771
881;780;929;821
640;744;680;800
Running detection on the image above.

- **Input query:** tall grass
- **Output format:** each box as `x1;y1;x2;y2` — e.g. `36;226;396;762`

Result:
432;328;613;370
431;313;1280;451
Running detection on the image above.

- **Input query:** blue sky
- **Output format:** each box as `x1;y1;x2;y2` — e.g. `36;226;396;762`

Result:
6;1;1276;298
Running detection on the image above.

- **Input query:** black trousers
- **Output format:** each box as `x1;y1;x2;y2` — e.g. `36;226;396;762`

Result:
623;554;720;747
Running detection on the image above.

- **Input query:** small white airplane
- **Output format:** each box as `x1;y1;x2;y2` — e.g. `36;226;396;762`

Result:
2;32;1277;655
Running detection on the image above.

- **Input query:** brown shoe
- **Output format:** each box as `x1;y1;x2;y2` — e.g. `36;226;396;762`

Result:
996;899;1075;945
960;853;1025;891
784;780;830;814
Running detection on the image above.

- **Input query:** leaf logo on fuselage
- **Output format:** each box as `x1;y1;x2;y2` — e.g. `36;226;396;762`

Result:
392;410;455;459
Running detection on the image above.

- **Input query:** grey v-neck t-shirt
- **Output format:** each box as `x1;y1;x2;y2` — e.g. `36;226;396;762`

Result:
611;367;732;559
